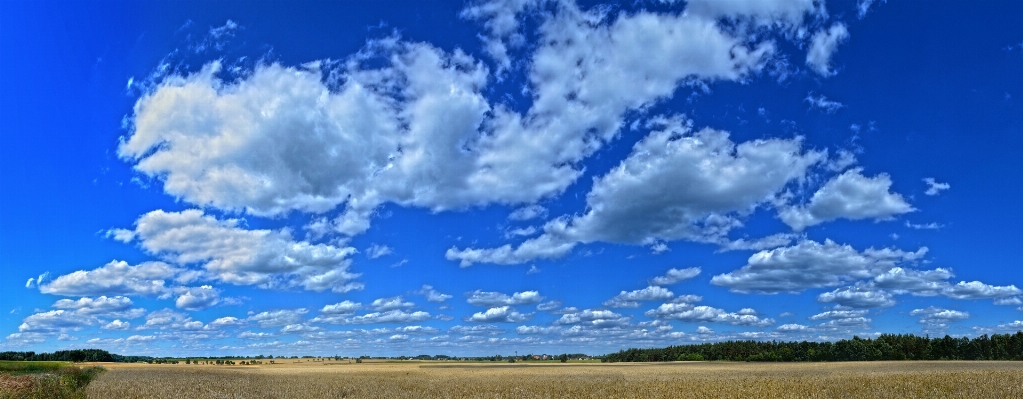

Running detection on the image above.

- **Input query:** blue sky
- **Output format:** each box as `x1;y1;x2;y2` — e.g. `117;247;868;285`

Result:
2;0;1022;357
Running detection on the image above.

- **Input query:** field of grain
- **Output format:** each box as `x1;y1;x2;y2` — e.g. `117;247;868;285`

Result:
80;360;1023;399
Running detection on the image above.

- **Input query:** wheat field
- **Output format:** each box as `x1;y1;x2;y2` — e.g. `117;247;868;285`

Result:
83;360;1023;399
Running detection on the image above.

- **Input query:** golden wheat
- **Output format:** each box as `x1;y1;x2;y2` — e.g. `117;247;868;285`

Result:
84;361;1023;399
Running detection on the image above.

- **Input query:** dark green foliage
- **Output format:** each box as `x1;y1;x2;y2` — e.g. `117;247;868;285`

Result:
602;332;1023;363
0;350;114;363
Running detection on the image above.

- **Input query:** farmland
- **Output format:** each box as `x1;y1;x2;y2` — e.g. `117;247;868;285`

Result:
83;360;1023;398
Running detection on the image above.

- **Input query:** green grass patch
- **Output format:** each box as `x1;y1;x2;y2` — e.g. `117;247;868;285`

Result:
0;361;68;375
0;363;105;399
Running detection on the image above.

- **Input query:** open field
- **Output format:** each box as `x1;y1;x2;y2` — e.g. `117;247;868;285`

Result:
0;361;69;375
83;360;1023;398
1;362;104;399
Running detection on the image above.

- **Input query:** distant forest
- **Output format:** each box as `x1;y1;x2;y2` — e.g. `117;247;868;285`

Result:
0;349;154;363
603;332;1023;362
4;332;1023;363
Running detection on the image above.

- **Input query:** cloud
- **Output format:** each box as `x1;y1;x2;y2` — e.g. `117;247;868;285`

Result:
126;0;787;244
174;285;220;310
465;290;543;307
467;306;532;323
779;168;914;231
804;93;844;113
280;324;320;334
449;325;505;336
685;0;824;27
508;205;547;221
645;303;775;326
817;285;895;308
208;317;243;328
318;301;363;316
972;320;1023;335
870;267;1020;301
366;244;393;259
941;281;1022;300
505;226;538;239
857;0;884;19
603;286;674;308
905;221;943;230
105;228;136;243
994;297;1023;306
554;309;630;328
910;306;969;324
128;209;359;292
808;309;871;331
18;310;96;333
515;325;560;335
649;267;701;286
872;267;953;295
923;178;950;196
344;310;431;325
710;239;927;293
102;320;131;330
536;300;562;312
806;23;849;76
248;309;309;328
52;296;136;316
40;260;182;297
369;296;414;311
809;309;868;320
416;285;452;302
449;118;825;265
776;323;809;332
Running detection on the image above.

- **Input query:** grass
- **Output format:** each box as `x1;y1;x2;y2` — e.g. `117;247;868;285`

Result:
83;360;1023;398
0;362;105;399
0;361;68;375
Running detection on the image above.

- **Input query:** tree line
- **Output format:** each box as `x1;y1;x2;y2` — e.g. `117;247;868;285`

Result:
602;332;1023;362
0;349;117;362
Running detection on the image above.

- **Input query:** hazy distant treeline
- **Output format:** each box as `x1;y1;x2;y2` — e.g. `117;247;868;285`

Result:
603;332;1023;362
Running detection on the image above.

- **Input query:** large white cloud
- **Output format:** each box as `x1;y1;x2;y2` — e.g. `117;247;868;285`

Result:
817;285;895;308
780;168;914;231
942;281;1022;300
139;309;205;331
174;285;220;311
320;301;362;315
553;309;630;328
872;267;953;296
910;307;969;324
645;303;775;326
248;309;309;328
465;290;543;306
123;0;788;244
369;296;414;311
872;267;1022;300
603;286;674;308
449;119;826;265
18;310;97;333
711;240;927;293
343;310;432;325
40;260;185;297
52;296;135;316
466;306;532;323
127;209;359;292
